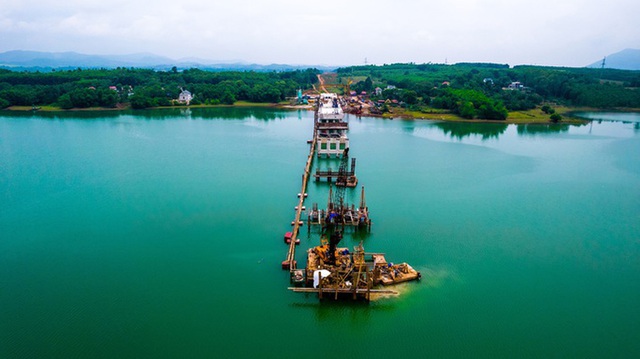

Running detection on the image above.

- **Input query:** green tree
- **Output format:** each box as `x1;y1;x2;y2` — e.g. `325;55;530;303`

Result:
98;89;119;108
363;76;373;92
402;90;418;105
130;94;155;109
221;91;236;105
550;113;562;123
541;104;555;114
57;94;73;109
460;101;476;119
68;88;99;108
478;102;508;120
249;84;281;103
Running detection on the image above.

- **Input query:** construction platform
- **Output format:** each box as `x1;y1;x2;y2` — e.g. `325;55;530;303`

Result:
288;242;420;301
283;93;420;302
307;185;371;230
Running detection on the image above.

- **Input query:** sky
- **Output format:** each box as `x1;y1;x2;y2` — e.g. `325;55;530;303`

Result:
0;0;638;67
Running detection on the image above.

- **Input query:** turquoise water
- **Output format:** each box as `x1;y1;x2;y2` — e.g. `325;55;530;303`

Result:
1;108;639;358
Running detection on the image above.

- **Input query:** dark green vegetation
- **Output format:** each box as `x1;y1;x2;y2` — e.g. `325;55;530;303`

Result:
340;63;640;119
2;62;640;118
0;67;320;109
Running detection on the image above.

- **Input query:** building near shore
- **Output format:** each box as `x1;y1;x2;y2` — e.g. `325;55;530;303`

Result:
178;89;193;104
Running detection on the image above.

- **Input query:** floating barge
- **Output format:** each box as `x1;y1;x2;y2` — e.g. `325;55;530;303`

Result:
289;241;420;301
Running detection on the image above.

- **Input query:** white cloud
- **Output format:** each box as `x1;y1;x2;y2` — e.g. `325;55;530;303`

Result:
0;0;638;66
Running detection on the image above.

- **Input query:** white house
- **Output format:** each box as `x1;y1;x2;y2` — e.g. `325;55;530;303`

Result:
178;89;193;104
507;82;524;90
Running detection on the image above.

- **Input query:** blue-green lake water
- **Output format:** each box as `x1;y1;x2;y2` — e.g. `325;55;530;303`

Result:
1;108;639;358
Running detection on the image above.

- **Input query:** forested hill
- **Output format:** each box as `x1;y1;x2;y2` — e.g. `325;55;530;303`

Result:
1;64;639;116
338;63;640;120
0;68;320;109
0;50;336;72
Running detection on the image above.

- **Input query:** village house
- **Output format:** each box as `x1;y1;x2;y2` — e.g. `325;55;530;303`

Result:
178;89;193;104
507;82;524;90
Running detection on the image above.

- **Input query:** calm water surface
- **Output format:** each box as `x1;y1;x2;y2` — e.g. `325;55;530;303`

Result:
1;109;639;358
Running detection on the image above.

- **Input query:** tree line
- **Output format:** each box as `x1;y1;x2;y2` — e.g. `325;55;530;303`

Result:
0;67;320;109
340;63;640;119
2;63;639;117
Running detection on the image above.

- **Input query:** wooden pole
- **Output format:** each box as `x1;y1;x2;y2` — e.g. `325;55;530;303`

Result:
284;106;317;271
366;271;371;302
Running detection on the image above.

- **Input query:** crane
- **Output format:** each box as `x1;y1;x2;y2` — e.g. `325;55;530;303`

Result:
321;148;351;264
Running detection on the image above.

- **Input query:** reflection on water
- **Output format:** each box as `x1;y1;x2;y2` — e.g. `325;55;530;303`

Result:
575;112;640;123
426;120;596;141
0;106;291;121
179;108;192;118
432;121;593;141
190;107;290;121
0;109;126;120
516;123;573;136
433;121;508;140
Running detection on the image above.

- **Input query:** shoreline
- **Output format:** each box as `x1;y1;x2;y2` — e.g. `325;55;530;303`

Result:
3;103;638;124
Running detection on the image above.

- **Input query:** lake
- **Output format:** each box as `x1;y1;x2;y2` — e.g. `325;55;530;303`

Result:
1;108;639;358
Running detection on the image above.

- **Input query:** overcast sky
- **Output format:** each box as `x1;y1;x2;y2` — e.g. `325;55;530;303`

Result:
1;0;638;67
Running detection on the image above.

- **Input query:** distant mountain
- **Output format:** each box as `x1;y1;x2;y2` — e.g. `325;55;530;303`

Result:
587;49;640;71
0;50;175;68
0;50;335;72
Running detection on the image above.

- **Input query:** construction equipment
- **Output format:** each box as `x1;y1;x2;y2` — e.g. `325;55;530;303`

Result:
343;78;353;96
319;148;352;264
323;148;351;227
